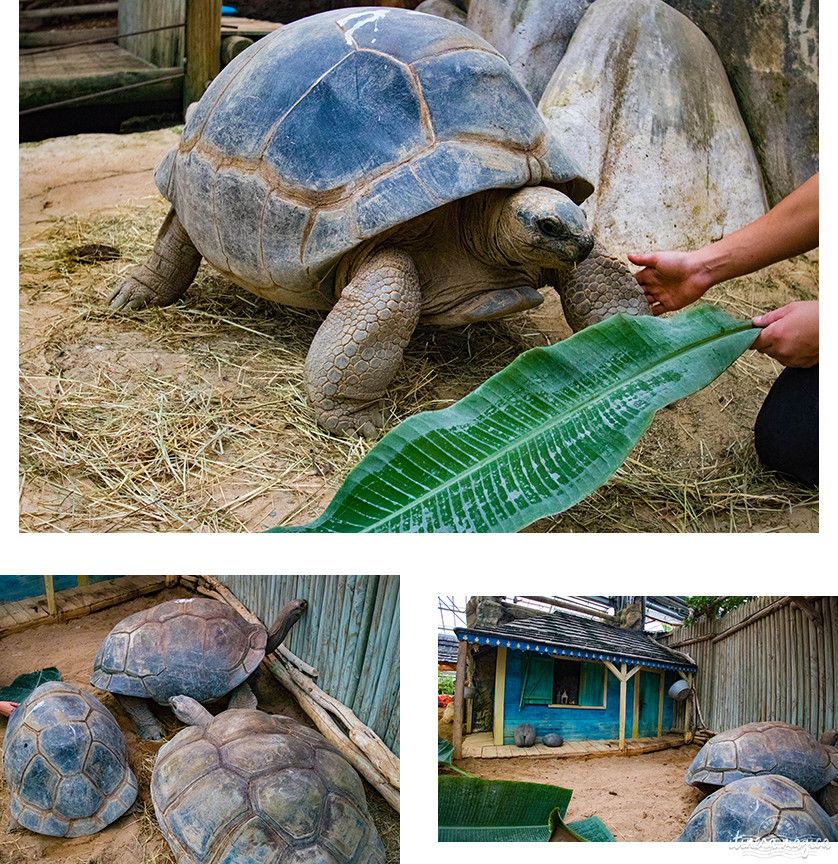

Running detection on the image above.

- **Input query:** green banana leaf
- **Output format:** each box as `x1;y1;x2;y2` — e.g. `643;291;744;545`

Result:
438;737;454;764
438;776;614;842
270;305;757;532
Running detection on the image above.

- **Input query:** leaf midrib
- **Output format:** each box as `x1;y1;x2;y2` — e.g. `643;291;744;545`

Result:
347;320;754;532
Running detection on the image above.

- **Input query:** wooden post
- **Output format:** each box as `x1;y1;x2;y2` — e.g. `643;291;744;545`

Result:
77;575;89;586
184;0;221;110
657;672;665;736
493;646;507;746
632;670;640;739
452;638;467;760
619;662;627;751
685;672;694;744
44;576;56;617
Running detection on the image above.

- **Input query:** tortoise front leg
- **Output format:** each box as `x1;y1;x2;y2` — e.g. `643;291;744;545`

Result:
116;694;164;740
108;207;202;310
227;682;258;710
551;242;652;332
305;248;421;438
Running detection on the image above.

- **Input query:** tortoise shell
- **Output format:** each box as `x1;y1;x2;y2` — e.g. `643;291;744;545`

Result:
2;682;137;837
90;598;266;704
685;721;838;794
155;6;592;309
676;775;838;842
151;708;385;864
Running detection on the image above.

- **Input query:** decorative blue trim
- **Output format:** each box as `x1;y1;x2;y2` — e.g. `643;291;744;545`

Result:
455;631;697;673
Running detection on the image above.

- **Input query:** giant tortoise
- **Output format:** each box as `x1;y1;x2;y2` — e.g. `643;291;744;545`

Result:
150;695;386;864
676;775;838;842
685;721;838;797
2;682;137;837
108;7;649;437
90;597;306;740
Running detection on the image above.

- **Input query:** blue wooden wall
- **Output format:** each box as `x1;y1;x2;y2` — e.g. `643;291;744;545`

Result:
501;649;678;744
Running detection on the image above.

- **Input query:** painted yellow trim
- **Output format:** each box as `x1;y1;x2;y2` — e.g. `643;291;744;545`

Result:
658;671;665;736
44;575;56;617
493;646;507;747
618;662;627;751
632;671;640;738
77;575;89;586
547;703;605;710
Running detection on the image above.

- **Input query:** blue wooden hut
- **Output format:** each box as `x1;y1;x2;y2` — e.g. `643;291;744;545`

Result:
454;609;697;751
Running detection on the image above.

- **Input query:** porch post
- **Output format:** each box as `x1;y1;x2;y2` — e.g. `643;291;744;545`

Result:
619;662;627;751
452;638;468;760
658;672;665;736
493;646;507;746
685;672;695;744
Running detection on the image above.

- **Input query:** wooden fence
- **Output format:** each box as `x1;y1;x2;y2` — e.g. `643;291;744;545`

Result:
658;596;837;737
217;575;400;756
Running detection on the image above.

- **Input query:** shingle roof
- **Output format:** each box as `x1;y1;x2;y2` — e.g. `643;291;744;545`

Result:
455;609;696;672
438;633;459;665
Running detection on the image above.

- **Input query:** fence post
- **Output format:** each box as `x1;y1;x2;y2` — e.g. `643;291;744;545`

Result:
184;0;221;111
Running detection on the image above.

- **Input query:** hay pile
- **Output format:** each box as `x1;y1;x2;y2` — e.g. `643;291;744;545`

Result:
19;204;818;532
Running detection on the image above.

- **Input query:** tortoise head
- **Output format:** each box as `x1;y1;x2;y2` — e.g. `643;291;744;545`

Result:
169;695;213;728
265;598;308;655
495;187;594;269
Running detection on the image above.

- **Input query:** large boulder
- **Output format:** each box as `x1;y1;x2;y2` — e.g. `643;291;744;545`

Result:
539;0;767;256
466;0;594;101
663;0;818;206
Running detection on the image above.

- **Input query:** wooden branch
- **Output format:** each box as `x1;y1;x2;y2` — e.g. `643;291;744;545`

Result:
711;597;791;643
790;597;823;630
197;575;262;624
266;656;399;812
520;596;619;623
277;645;318;678
452;638;467;759
665;633;716;648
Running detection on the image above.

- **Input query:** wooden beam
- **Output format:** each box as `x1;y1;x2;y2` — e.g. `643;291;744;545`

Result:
44;576;57;617
632;670;639;738
711;596;792;643
452;638;468;760
493;646;507;747
791;597;823;630
77;575;89;586
21;3;118;18
618;662;627;751
520;596;619;623
684;672;694;744
665;633;716;648
184;0;221;109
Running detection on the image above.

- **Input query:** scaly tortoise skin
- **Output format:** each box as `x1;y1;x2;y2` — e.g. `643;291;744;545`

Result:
676;775;838;842
90;597;307;740
108;7;649;438
2;681;137;837
685;721;838;795
151;697;386;864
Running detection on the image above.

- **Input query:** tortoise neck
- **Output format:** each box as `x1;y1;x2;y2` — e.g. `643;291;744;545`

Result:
266;599;307;655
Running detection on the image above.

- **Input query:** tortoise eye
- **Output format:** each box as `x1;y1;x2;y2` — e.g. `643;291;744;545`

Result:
536;218;563;238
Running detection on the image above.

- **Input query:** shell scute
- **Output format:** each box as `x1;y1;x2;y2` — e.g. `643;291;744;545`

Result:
54;773;103;820
19;755;58;811
40;722;91;775
252;767;326;841
320;793;368;861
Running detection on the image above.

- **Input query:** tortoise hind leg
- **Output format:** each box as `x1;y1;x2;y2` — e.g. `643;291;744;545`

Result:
227;682;258;710
108;207;202;310
116;694;164;740
305;247;421;438
551;242;652;332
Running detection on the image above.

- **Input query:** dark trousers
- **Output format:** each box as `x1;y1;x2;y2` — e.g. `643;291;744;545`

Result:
754;365;819;486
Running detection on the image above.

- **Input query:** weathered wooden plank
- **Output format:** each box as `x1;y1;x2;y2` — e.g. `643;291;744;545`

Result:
118;0;185;68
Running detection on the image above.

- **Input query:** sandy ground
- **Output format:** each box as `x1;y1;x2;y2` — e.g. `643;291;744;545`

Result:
0;586;399;863
19;130;818;532
439;708;703;842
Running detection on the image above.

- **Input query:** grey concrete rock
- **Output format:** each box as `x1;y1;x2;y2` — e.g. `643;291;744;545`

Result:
539;0;767;256
663;0;818;206
467;0;594;101
416;0;468;24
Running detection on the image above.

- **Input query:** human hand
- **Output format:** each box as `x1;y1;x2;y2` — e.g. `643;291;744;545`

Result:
751;301;818;367
0;701;19;718
628;251;710;315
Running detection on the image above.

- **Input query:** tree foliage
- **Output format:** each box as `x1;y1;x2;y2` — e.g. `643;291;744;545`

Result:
685;596;756;622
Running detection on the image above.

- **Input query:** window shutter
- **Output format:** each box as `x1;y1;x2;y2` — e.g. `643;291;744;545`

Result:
520;655;553;707
579;661;604;707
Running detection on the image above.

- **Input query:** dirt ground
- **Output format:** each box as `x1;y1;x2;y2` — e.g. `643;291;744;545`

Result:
0;586;399;863
19;130;818;532
439;708;703;841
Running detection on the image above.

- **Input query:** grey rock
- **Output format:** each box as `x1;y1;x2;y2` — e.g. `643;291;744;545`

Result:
543;733;564;747
467;0;594;101
540;0;767;256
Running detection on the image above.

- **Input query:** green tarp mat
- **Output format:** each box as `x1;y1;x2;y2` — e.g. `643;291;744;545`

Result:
0;668;61;703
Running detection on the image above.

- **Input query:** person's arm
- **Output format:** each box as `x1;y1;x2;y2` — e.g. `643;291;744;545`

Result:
0;701;19;718
629;174;819;313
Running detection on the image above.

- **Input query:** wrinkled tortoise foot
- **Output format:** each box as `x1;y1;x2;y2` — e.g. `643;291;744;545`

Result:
108;267;170;311
317;402;386;439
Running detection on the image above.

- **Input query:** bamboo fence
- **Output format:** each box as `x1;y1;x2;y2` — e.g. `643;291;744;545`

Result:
216;575;400;756
659;596;837;737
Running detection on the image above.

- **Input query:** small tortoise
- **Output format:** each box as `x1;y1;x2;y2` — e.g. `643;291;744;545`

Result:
91;597;306;740
2;682;137;837
108;7;648;438
685;721;838;795
151;695;386;864
676;775;838;842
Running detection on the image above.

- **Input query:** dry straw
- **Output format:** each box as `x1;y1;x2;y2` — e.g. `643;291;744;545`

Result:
20;207;817;532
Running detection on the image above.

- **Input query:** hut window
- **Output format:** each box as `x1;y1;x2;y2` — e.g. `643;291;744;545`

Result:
553;659;606;708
